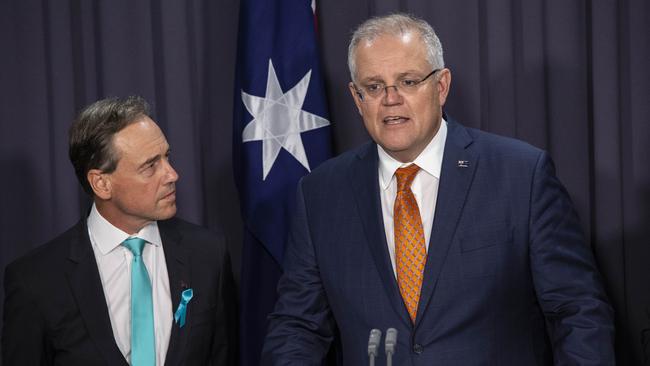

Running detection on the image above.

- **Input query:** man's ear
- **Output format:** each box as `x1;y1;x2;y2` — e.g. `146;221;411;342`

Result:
436;68;452;107
87;169;111;200
348;82;364;116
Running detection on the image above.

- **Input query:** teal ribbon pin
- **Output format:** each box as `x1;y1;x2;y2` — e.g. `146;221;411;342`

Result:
174;288;193;327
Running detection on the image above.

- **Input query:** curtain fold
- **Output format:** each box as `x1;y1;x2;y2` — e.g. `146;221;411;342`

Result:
0;0;647;363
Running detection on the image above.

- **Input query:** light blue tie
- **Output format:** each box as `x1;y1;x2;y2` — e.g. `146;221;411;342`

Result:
122;237;156;366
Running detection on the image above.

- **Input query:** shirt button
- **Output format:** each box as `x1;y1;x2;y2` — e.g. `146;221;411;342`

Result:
413;343;424;354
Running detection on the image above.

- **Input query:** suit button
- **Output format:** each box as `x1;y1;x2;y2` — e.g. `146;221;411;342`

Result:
413;343;423;354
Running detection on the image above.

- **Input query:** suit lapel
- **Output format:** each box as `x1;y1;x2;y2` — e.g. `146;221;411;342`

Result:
160;220;191;366
415;120;478;327
349;144;412;327
65;221;128;366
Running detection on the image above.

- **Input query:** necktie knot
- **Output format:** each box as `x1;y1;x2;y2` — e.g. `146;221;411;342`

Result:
395;164;420;192
122;237;147;257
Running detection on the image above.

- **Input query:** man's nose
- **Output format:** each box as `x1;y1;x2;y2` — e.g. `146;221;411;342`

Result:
382;85;403;104
163;159;179;182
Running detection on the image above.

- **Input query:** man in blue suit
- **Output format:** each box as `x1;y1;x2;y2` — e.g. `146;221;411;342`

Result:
263;13;615;365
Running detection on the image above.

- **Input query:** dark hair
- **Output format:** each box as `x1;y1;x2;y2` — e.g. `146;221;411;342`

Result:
68;96;151;195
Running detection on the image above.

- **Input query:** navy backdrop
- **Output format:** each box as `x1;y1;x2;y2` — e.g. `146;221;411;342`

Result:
0;0;648;364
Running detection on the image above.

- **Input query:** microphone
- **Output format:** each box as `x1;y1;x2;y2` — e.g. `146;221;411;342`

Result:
385;328;398;366
367;328;382;366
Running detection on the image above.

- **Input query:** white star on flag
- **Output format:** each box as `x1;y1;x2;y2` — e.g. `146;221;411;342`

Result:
241;59;330;180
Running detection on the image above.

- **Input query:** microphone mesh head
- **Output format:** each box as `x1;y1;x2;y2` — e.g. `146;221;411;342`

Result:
368;328;382;356
385;328;398;354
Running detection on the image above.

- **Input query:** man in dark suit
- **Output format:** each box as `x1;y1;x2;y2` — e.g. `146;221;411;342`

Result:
263;13;615;365
2;96;236;365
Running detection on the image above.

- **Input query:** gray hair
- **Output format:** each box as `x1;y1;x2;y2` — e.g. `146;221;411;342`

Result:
68;96;151;195
347;13;445;82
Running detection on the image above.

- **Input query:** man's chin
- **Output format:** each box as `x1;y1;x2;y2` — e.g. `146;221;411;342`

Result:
156;205;177;221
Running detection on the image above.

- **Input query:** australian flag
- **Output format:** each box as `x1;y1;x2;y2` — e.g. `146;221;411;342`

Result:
233;0;332;364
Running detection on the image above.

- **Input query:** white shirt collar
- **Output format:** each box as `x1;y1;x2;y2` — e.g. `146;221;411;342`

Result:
378;118;448;190
87;204;162;255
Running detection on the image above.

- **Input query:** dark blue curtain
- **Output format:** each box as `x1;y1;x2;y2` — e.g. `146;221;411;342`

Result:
1;0;648;364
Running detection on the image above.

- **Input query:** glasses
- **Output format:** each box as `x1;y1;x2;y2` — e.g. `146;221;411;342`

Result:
354;69;440;101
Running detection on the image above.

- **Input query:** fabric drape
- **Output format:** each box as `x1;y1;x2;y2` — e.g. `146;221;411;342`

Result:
0;0;647;364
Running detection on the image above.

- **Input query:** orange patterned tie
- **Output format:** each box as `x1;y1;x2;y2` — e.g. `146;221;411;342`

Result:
394;164;426;323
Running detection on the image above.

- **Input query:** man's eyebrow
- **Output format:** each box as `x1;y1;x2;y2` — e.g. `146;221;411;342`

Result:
359;75;384;83
359;70;423;83
139;154;162;169
397;70;422;78
138;147;171;169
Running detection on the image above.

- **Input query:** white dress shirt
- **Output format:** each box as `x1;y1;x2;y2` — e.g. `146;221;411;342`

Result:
378;119;447;276
87;204;173;366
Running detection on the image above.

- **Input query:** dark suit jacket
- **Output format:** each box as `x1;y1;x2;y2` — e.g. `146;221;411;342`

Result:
263;119;615;365
2;217;237;366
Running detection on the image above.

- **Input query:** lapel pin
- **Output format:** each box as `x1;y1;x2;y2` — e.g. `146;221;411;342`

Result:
457;160;470;168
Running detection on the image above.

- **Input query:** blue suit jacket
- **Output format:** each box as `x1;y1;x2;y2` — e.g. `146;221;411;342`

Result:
263;119;615;365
